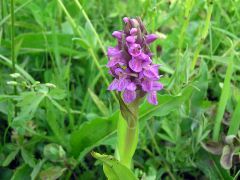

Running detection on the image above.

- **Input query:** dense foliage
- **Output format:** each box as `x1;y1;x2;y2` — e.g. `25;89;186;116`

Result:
0;0;240;179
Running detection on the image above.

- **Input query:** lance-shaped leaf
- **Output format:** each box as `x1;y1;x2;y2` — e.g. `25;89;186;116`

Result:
91;152;137;180
70;112;118;158
139;85;193;122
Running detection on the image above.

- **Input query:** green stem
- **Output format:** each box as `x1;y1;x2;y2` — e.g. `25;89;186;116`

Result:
73;0;106;55
191;0;213;71
11;0;18;117
57;0;118;103
57;0;81;35
168;0;195;90
117;112;138;169
89;49;118;102
146;122;176;180
11;0;15;73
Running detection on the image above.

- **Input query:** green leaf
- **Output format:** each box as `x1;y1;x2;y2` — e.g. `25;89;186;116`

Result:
45;101;66;146
31;159;46;180
139;86;193;122
0;55;35;83
88;88;109;116
39;166;66;180
0;167;13;180
47;95;67;113
197;152;232;179
190;61;208;115
14;33;78;56
2;149;19;167
210;155;232;180
12;92;45;126
21;148;35;168
0;95;16;102
157;118;179;144
213;57;234;141
228;98;240;135
11;164;32;180
91;152;137;180
72;37;90;49
70;112;118;158
48;88;66;100
43;144;66;162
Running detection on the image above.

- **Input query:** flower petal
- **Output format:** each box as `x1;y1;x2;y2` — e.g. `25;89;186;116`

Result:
126;36;136;43
140;54;152;67
114;68;124;76
126;82;136;91
143;64;160;80
129;58;143;72
112;31;123;40
130;28;138;35
146;34;158;44
147;91;158;105
123;17;129;23
107;47;121;57
108;79;119;91
152;81;163;91
141;80;152;92
128;44;141;57
106;58;119;67
123;90;136;103
117;78;130;91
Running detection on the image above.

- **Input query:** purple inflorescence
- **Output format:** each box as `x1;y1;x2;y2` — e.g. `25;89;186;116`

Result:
107;17;163;105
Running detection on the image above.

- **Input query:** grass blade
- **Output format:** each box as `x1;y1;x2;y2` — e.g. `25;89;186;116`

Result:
213;57;234;141
227;98;240;135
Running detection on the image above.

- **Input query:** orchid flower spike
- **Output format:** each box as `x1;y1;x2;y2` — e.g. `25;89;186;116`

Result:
107;17;163;105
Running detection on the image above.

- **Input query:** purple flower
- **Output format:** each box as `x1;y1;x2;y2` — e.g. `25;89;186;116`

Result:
146;34;159;44
123;83;137;103
106;47;126;67
129;53;151;72
128;44;141;57
106;17;163;105
143;64;160;80
112;31;123;40
130;28;138;35
126;36;136;43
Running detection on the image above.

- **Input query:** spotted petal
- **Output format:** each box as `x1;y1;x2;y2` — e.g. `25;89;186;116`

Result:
143;64;160;80
126;82;136;91
108;79;119;91
152;81;163;91
141;80;152;92
123;90;136;103
129;58;143;72
117;78;130;91
147;91;158;105
128;44;141;57
107;47;121;56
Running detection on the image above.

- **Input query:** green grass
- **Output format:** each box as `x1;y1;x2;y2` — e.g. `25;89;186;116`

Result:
0;0;240;179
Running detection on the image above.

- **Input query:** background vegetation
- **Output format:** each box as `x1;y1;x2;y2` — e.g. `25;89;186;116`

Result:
0;0;240;179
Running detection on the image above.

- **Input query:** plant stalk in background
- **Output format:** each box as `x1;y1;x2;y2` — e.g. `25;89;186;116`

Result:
11;0;18;116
